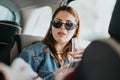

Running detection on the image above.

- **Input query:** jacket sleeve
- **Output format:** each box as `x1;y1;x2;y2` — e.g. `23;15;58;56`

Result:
38;70;55;80
18;48;38;72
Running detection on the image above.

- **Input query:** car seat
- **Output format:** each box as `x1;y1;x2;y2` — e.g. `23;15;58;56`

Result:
0;20;21;65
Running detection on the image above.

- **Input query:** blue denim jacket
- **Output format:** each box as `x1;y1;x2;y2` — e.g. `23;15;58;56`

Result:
19;42;69;80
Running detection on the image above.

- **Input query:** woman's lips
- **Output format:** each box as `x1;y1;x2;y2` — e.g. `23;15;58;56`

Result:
58;32;65;36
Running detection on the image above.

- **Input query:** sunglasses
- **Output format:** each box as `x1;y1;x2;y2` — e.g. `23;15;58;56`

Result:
51;20;78;30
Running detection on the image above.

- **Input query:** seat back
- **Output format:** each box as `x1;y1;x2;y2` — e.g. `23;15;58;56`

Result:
108;0;120;42
0;20;21;65
73;38;120;80
10;34;43;62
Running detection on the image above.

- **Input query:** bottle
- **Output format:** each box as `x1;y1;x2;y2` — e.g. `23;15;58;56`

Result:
69;38;80;68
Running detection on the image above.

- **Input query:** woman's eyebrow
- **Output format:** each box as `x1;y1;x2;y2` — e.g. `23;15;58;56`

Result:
54;18;62;21
55;18;72;22
66;20;72;22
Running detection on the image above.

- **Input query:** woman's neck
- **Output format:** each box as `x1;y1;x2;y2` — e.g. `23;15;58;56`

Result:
55;42;67;52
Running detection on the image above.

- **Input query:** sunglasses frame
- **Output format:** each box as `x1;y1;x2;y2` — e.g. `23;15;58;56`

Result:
51;20;78;30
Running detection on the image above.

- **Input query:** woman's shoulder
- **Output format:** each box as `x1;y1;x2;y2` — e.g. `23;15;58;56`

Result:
19;42;48;57
23;42;47;51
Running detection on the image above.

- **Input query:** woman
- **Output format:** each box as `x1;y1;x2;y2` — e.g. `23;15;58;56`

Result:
19;5;83;80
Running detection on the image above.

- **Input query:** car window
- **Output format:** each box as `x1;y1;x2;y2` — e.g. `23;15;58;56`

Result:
69;0;116;41
0;5;15;21
22;6;52;37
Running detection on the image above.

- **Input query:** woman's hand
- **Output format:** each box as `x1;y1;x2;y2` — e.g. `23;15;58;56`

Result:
54;64;70;79
68;48;85;61
55;64;69;75
54;48;85;79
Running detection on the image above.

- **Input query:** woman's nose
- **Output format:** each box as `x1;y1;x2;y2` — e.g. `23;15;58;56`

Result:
60;23;66;30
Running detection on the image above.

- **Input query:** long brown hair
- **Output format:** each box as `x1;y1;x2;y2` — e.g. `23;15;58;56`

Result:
41;6;80;66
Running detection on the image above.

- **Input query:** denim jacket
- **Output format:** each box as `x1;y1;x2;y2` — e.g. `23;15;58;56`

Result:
19;42;69;80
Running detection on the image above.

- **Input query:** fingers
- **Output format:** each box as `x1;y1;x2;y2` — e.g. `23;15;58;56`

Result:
73;53;83;59
68;48;85;60
54;64;74;80
55;64;70;77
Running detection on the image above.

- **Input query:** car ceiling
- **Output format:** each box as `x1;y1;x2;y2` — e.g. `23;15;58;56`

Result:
0;0;60;11
11;0;60;9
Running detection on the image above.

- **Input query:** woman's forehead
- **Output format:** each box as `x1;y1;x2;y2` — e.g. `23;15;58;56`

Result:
54;11;76;23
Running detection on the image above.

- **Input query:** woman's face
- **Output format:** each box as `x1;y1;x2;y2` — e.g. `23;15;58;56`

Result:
51;11;77;44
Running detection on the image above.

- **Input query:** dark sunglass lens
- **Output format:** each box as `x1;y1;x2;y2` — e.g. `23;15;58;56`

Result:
52;21;62;28
65;23;76;30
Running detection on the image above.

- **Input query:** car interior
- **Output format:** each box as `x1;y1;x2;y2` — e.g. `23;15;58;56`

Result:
0;0;119;80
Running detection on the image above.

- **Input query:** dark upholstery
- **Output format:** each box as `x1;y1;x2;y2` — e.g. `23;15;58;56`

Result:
74;39;120;80
0;20;21;65
0;20;21;43
108;0;120;42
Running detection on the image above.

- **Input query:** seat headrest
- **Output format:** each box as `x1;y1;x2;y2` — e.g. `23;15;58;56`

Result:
0;20;22;43
108;0;120;42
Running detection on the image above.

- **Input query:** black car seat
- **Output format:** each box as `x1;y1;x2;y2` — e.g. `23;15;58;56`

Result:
108;0;120;42
0;20;21;65
69;0;120;80
0;20;42;80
